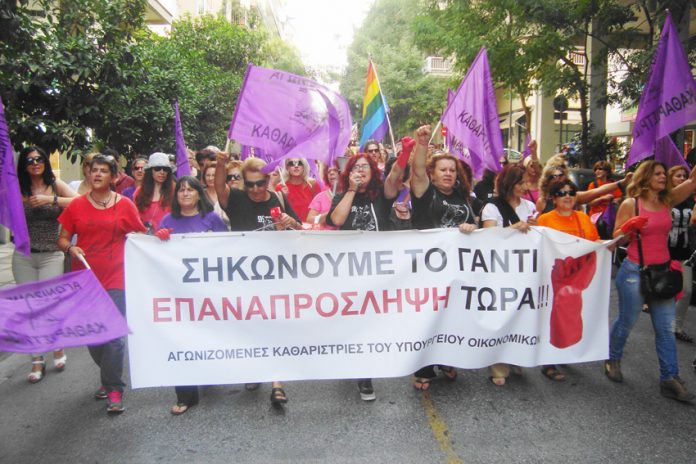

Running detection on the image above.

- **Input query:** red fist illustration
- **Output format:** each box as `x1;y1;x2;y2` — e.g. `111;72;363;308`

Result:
550;252;597;348
155;228;173;241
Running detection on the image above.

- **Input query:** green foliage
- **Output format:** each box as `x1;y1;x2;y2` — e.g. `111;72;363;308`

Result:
340;0;451;141
0;3;306;160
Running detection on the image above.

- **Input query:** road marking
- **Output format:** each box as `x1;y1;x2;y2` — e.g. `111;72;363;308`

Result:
421;391;464;464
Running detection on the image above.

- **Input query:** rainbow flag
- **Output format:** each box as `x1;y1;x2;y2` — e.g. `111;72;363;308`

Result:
359;60;389;149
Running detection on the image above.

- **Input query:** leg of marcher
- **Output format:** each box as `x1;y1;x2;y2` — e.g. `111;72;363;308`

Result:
674;262;693;342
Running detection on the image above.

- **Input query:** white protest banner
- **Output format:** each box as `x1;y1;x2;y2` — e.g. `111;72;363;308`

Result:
125;228;611;388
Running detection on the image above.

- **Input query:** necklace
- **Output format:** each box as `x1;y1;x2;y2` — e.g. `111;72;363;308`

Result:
90;192;113;208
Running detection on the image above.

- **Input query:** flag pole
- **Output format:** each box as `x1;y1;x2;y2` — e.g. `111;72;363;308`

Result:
429;120;442;146
370;59;397;153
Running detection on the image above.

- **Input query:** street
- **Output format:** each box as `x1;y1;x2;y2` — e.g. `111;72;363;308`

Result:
1;271;695;464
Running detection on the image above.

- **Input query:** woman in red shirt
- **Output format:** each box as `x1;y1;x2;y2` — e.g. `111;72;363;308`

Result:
275;157;321;223
57;154;147;414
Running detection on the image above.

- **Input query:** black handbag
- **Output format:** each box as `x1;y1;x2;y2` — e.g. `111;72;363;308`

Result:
634;201;682;300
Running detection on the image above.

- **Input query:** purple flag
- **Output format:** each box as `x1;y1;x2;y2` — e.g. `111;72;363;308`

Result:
228;65;352;172
521;133;532;159
240;145;252;160
442;48;504;179
173;101;192;177
0;97;30;256
0;270;129;353
655;136;689;170
627;12;696;166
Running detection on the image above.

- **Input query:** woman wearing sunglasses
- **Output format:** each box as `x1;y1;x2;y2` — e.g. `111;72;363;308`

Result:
134;152;175;231
276;157;321;223
121;157;148;201
537;161;630;214
58;154;147;414
214;154;300;405
14;146;77;383
226;160;243;190
537;178;599;382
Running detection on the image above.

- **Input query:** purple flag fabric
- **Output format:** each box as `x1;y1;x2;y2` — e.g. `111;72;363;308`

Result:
240;145;252;160
442;48;504;179
0;97;30;256
228;65;352;172
521;133;532;159
627;12;696;166
173;101;192;177
655;136;689;170
0;270;129;353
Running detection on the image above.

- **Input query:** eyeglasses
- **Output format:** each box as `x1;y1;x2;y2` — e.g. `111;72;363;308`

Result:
26;157;45;165
286;160;302;167
553;190;577;197
352;164;371;172
227;174;241;181
366;148;380;154
132;166;144;172
152;166;171;173
244;179;268;188
547;173;563;180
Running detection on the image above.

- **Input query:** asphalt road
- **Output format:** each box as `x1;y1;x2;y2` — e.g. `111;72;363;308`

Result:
1;282;695;464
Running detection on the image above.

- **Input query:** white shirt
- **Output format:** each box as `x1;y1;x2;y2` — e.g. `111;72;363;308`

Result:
481;198;537;227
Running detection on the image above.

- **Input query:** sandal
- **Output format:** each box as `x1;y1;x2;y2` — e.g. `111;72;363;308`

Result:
413;377;432;391
270;387;288;404
489;376;506;386
541;365;566;382
675;331;694;344
28;358;46;384
171;403;193;415
439;365;458;381
53;350;67;371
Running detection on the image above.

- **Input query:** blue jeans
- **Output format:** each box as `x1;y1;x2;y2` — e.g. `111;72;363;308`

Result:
610;259;679;380
87;289;126;393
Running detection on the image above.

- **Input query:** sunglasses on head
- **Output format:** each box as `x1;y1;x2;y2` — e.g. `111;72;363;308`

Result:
227;174;241;181
244;179;268;188
286;160;302;167
553;190;577;197
26;156;45;165
152;166;171;173
548;173;563;180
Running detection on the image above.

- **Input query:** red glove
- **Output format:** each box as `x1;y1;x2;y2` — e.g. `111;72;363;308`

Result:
397;137;416;169
619;216;648;235
550;252;597;349
155;228;173;241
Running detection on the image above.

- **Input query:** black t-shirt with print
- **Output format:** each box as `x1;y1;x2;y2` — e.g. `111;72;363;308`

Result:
326;187;393;231
224;188;299;232
411;183;476;230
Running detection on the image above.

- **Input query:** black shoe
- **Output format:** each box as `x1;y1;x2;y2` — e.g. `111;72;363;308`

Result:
675;331;694;343
660;379;695;403
357;379;376;401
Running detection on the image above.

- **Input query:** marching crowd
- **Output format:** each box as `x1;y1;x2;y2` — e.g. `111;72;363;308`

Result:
10;124;696;415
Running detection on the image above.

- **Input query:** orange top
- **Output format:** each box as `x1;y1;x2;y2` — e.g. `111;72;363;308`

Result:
538;209;599;241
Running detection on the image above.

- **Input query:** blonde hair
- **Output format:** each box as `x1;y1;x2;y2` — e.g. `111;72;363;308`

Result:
627;160;671;205
280;157;312;184
241;157;267;177
539;163;568;204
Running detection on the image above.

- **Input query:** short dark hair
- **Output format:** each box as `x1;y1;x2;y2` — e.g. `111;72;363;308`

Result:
548;178;578;197
91;154;118;176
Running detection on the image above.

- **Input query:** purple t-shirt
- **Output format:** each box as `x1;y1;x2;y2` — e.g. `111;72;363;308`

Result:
158;211;228;234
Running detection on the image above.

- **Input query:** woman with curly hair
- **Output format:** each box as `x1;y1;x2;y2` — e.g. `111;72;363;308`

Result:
607;160;696;403
134;152;175;231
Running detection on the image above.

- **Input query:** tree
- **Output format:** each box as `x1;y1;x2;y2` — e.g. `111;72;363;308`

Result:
340;0;451;142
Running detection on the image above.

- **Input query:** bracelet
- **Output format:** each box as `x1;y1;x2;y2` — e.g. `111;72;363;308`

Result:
53;194;58;207
347;189;357;193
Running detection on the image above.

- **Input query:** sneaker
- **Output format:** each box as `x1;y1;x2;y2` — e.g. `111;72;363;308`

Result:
94;386;108;400
604;359;623;383
106;391;125;414
660;379;695;403
357;379;376;401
